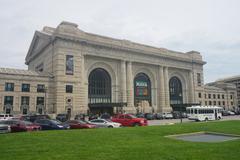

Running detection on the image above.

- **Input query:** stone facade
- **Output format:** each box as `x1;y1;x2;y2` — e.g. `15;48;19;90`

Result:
197;82;237;111
1;21;207;116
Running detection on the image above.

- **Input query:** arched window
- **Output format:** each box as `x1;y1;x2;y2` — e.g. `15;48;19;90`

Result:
88;68;111;104
134;73;151;106
169;76;183;105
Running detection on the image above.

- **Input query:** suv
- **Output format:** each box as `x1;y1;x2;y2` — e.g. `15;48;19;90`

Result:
20;114;50;123
56;114;69;122
111;114;148;127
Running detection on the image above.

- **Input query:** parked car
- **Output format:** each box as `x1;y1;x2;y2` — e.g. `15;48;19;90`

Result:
20;114;50;123
172;111;188;119
89;119;121;128
155;113;164;120
0;114;13;121
65;120;96;129
111;114;148;127
0;120;41;132
144;113;155;120
162;112;173;119
0;124;11;133
227;111;235;115
222;110;229;116
56;114;69;122
74;114;85;121
88;114;99;121
100;113;111;120
136;113;145;118
35;119;70;130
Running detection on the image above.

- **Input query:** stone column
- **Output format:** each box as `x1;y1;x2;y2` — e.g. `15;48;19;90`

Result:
79;54;88;114
164;67;171;111
126;61;135;112
121;60;127;103
158;66;165;112
188;71;194;103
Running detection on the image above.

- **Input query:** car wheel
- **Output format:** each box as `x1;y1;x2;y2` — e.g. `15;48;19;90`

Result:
108;126;113;128
133;123;140;127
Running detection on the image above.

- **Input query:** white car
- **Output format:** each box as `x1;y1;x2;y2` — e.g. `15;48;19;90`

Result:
0;114;13;121
162;112;173;119
89;119;121;128
227;111;235;115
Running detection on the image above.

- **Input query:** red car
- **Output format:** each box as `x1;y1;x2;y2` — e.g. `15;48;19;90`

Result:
65;120;96;129
111;114;148;127
8;120;41;132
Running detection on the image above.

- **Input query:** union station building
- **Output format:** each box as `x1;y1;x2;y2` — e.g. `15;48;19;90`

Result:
0;21;237;117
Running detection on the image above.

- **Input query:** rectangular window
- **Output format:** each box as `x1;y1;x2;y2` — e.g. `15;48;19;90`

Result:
37;97;44;105
5;83;14;91
198;93;201;98
213;101;216;105
230;95;233;99
231;102;233;105
223;101;225;105
197;73;201;86
217;94;220;99
4;96;14;105
37;84;45;93
21;96;29;105
66;85;73;93
22;84;30;92
66;55;74;75
218;101;221;105
205;101;207;105
208;94;211;99
204;94;207;99
222;95;225;99
209;101;212;105
213;94;216;99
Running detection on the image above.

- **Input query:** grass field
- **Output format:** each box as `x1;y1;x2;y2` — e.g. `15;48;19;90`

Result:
0;120;240;160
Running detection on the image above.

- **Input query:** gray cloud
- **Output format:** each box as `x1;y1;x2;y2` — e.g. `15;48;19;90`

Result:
0;0;239;83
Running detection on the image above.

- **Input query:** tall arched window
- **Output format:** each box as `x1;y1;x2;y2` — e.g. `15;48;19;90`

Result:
169;76;183;105
88;68;111;104
134;73;151;106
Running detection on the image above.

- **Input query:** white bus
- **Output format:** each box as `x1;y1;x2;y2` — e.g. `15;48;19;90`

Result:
186;106;223;121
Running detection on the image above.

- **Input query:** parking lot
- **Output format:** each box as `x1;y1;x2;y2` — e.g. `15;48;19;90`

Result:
148;115;240;126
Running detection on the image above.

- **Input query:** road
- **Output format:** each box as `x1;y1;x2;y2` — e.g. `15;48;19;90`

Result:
148;115;240;126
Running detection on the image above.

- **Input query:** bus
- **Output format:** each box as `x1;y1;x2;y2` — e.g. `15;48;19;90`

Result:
186;106;223;121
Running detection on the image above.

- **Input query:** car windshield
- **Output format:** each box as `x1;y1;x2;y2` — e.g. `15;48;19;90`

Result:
23;121;33;126
105;119;112;122
78;120;87;124
51;120;62;125
128;114;137;118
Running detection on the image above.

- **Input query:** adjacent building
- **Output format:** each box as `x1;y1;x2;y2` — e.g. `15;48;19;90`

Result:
0;21;213;117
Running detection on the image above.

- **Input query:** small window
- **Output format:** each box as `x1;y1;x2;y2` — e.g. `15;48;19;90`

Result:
223;101;225;105
213;101;216;105
37;97;44;105
5;83;14;91
4;96;14;105
209;101;212;105
197;73;201;86
37;84;45;93
218;101;221;105
22;84;30;92
208;94;211;99
66;85;73;93
198;93;202;98
21;96;29;105
213;94;216;99
217;94;220;99
230;95;233;99
222;95;225;99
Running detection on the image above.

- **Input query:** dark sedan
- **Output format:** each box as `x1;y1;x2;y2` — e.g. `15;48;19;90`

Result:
35;119;70;130
65;120;96;129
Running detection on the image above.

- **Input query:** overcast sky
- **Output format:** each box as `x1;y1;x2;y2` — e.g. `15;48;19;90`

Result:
0;0;239;83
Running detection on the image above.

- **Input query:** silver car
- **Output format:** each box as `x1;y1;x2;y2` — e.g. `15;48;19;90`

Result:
0;124;11;133
89;119;121;128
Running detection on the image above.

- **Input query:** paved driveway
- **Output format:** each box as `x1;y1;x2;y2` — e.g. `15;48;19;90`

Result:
148;115;240;126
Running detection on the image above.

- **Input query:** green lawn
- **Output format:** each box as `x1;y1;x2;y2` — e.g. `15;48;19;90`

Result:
0;121;240;160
